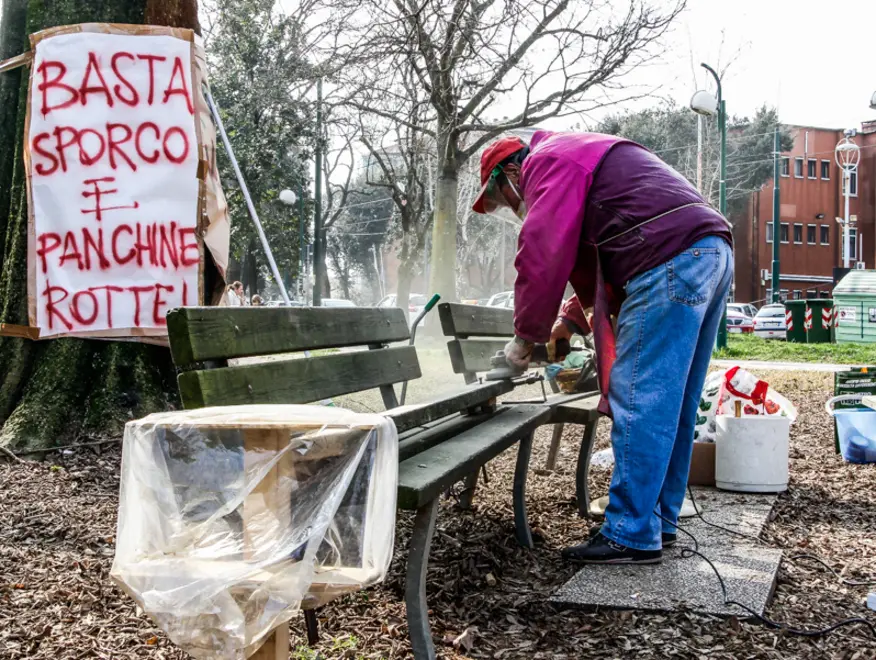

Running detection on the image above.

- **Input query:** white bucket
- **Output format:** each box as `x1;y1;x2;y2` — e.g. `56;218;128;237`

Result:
715;415;790;493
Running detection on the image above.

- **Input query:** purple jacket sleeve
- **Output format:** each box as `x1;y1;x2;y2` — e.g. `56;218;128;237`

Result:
513;154;591;343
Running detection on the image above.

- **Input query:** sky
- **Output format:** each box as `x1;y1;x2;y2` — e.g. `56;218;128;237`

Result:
2;0;874;130
643;0;876;130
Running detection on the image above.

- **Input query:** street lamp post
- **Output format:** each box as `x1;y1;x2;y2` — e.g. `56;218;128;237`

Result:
691;62;728;349
835;136;860;269
280;188;307;302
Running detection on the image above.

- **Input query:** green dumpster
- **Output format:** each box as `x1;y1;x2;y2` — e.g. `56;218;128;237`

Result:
783;300;806;343
834;270;876;344
806;299;834;343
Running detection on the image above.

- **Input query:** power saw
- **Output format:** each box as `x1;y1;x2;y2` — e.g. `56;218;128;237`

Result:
484;338;581;381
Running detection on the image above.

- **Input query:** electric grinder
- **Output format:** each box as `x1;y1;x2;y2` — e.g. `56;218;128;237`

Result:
485;338;580;381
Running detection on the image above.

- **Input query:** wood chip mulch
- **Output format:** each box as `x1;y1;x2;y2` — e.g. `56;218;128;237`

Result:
1;371;874;659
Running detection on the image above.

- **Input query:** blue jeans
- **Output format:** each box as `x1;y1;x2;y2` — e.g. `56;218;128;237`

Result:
601;235;733;551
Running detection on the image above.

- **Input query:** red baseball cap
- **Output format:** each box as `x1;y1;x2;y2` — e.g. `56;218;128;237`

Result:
471;136;527;214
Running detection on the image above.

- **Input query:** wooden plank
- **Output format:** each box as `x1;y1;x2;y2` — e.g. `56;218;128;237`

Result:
0;323;40;340
386;380;512;433
178;346;420;408
243;428;291;660
396;405;551;510
166;306;411;367
550;394;601;425
446;338;508;375
438;302;514;338
397;410;505;462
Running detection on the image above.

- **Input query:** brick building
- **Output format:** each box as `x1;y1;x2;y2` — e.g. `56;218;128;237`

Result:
733;122;876;303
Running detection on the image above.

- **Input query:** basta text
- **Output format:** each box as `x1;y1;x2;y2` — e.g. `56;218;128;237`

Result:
32;50;194;175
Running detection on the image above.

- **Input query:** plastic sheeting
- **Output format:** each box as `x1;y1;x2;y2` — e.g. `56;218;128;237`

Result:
111;405;398;659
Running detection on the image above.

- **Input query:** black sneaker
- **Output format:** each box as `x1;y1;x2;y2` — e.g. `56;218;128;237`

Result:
589;524;677;549
564;533;662;564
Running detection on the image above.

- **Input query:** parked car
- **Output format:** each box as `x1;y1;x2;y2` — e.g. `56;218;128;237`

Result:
377;293;430;327
753;304;787;339
321;298;356;308
727;302;758;319
486;290;514;309
725;308;754;334
264;299;305;307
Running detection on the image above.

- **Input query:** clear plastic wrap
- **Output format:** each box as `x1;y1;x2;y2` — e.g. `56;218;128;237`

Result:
111;405;398;659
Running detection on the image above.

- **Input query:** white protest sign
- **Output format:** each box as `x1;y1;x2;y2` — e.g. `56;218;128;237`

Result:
27;31;200;337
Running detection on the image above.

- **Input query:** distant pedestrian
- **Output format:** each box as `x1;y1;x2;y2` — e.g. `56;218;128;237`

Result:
226;282;245;307
251;295;263;307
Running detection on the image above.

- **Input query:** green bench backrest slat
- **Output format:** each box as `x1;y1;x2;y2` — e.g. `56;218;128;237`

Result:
177;345;420;408
438;303;514;338
446;338;509;375
439;303;515;379
167;306;411;367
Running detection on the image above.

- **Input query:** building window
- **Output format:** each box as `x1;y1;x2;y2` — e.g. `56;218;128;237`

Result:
849;171;858;196
794;224;803;243
766;224;773;243
820;225;830;245
847;227;858;262
821;160;830;179
793;290;802;300
780;223;789;243
794;158;804;178
781;157;790;177
780;289;789;302
808;159;817;179
807;225;816;244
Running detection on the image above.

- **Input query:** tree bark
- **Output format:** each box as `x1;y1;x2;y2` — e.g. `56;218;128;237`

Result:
0;0;200;453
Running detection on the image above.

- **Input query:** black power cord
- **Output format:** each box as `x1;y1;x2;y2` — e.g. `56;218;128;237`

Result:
652;488;876;639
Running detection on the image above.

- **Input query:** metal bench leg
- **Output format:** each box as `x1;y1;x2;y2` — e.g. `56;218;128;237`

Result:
544;423;564;470
458;471;479;509
513;431;535;549
576;420;599;518
405;499;439;660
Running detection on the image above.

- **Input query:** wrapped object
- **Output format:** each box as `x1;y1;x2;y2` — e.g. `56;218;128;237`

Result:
111;405;398;659
695;367;797;442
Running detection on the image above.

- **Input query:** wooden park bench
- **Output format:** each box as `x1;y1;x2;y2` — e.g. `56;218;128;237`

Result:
438;302;602;518
166;305;551;659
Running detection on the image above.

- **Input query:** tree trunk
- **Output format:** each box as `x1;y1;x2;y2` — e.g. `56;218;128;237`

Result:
0;0;200;453
242;238;258;298
320;269;332;300
428;129;459;302
396;259;414;325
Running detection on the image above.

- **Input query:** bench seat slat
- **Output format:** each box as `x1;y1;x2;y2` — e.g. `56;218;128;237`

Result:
396;405;551;510
167;307;411;367
397;410;504;462
386;380;513;433
177;346;420;408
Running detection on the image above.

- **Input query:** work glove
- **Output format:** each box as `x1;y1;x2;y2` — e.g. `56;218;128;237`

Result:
547;318;573;362
503;336;534;370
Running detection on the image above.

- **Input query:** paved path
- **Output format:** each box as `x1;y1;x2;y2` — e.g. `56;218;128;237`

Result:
552;488;781;617
711;359;862;373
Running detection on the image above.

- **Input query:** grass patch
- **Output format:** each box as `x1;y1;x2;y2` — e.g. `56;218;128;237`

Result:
714;334;876;364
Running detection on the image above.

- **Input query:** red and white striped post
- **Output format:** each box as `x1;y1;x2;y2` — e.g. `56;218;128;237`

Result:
822;307;833;330
804;306;813;331
785;309;794;332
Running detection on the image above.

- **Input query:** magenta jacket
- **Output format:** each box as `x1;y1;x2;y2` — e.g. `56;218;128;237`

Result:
513;131;732;414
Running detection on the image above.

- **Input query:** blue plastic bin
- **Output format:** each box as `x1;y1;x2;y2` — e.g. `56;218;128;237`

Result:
826;396;876;464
